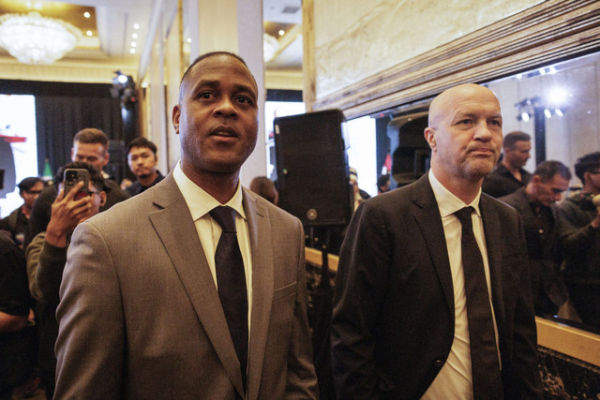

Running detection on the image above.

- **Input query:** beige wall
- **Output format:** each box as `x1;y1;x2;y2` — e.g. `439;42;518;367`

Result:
312;0;542;99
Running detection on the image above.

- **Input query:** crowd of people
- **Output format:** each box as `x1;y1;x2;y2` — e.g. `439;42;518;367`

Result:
0;51;598;399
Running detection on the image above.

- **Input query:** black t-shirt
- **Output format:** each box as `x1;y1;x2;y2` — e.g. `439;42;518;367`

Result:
0;232;35;391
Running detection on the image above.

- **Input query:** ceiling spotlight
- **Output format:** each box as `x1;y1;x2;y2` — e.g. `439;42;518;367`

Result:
544;108;552;119
548;66;557;75
83;11;91;19
117;74;128;84
520;111;530;122
555;108;564;117
130;48;135;54
131;41;136;47
132;33;138;39
547;87;568;106
133;23;140;30
86;30;92;36
539;68;547;75
186;37;192;43
278;29;285;36
515;73;523;80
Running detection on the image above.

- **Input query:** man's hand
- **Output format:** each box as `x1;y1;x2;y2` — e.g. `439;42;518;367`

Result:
592;194;600;229
591;211;600;229
45;181;95;247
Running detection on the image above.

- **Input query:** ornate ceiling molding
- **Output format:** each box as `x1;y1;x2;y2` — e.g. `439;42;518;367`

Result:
312;0;600;119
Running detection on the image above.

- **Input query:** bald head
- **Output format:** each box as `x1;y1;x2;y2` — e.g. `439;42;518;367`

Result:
428;84;500;128
424;83;503;200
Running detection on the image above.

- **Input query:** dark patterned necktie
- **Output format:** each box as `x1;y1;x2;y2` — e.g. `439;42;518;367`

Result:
454;206;503;399
210;206;248;391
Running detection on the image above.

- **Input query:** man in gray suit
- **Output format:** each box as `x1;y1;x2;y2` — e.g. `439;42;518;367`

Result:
54;51;318;399
331;84;541;399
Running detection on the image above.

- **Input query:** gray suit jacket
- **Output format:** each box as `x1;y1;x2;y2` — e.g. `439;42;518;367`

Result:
331;174;542;399
54;175;318;399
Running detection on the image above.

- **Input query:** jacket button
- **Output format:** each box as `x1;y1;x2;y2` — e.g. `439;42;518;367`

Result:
434;359;443;368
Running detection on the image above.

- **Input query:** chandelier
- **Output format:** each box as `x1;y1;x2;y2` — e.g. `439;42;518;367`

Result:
0;12;81;64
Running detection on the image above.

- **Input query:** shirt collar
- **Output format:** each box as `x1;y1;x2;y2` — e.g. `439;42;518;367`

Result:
173;162;246;221
428;169;482;218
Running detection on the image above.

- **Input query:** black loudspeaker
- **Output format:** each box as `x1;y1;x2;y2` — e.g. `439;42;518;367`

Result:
274;109;351;227
105;140;126;183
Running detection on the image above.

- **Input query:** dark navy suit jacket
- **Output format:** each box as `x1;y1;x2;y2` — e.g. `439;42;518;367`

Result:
331;174;542;399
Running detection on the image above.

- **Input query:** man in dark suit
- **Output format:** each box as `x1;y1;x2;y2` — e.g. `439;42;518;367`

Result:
331;83;541;399
500;161;571;317
482;131;533;198
54;52;318;399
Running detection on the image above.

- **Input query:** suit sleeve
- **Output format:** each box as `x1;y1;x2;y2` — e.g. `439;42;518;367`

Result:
285;219;319;399
331;202;391;400
54;221;125;399
505;215;543;399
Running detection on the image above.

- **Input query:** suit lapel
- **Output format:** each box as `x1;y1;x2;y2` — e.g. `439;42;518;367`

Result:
479;195;507;333
147;176;245;397
410;175;455;315
243;189;274;400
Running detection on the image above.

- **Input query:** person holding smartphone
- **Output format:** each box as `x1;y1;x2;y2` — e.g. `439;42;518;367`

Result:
25;162;105;400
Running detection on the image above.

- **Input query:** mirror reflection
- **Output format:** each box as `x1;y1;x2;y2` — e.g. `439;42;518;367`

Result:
374;51;600;335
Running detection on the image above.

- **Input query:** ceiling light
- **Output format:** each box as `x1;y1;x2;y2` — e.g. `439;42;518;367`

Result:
132;33;138;39
547;87;568;106
555;108;564;117
130;48;136;54
83;11;91;19
117;74;129;84
131;41;136;47
86;30;92;36
278;29;285;36
133;23;140;30
520;111;530;122
186;37;192;43
544;108;552;119
0;12;81;64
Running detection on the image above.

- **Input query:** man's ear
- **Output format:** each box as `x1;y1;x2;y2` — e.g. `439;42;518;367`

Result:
102;151;110;167
99;191;107;207
424;127;436;151
172;104;181;134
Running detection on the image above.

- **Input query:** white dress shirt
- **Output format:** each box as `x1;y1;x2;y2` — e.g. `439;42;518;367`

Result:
173;162;253;331
421;170;500;400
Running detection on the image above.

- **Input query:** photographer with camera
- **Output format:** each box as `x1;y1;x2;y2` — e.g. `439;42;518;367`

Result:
25;162;105;399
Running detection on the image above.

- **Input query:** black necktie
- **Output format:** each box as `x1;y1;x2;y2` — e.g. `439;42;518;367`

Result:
210;206;248;390
455;207;503;399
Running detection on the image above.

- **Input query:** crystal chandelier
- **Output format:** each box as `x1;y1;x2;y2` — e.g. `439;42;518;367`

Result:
0;12;82;64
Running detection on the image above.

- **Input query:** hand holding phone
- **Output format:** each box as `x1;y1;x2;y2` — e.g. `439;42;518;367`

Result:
63;168;90;199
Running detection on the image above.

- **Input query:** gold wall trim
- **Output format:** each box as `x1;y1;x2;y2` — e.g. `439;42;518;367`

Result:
311;0;600;119
302;0;316;111
305;247;339;272
0;57;137;83
536;317;600;367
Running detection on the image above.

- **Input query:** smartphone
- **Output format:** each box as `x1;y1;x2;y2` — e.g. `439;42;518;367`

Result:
63;168;90;199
